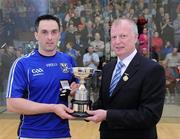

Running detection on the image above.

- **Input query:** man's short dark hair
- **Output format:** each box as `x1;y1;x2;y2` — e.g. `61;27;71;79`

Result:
34;14;60;32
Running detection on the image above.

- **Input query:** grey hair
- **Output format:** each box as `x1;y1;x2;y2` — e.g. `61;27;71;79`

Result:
111;18;138;35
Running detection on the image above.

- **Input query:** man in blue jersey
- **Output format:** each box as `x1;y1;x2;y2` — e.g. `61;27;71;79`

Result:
6;14;79;139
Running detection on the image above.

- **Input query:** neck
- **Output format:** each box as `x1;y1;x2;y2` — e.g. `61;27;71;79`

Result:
38;49;57;56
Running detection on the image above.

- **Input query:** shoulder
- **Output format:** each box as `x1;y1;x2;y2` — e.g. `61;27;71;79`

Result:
10;51;36;72
137;54;165;74
83;53;88;57
13;50;34;63
56;51;73;59
56;51;77;65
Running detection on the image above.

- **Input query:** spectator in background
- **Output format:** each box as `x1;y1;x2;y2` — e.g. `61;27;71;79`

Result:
151;31;163;56
141;47;149;58
160;41;174;60
164;47;180;72
93;16;104;41
155;7;165;34
138;27;148;55
74;31;88;66
1;45;17;105
90;32;105;69
77;17;89;46
176;2;180;14
64;8;75;27
161;13;175;45
83;45;100;70
163;47;180;103
65;41;80;61
74;1;84;17
173;13;180;47
64;24;76;45
69;11;81;27
83;45;100;100
4;16;15;45
84;20;94;43
150;46;159;62
15;47;24;58
136;15;148;34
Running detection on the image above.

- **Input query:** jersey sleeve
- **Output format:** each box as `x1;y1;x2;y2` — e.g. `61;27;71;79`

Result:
6;58;28;98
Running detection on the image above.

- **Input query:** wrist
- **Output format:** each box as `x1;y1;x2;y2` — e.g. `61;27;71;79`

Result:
49;104;57;113
103;110;107;121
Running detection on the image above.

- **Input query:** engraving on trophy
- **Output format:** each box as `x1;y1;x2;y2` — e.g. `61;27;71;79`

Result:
71;67;94;118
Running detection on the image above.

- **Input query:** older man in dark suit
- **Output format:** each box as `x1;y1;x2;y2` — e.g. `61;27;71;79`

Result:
86;18;166;139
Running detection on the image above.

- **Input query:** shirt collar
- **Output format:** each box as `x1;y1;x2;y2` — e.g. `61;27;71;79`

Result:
117;49;137;68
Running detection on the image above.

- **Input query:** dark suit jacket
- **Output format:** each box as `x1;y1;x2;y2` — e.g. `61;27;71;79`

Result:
93;53;166;139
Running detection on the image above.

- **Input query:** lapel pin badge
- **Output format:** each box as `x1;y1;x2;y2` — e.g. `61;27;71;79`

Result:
123;73;129;81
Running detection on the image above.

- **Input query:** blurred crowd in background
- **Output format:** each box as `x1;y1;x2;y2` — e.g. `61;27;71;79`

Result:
0;0;180;106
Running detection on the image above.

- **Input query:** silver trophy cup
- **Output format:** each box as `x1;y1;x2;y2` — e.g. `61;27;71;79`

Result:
71;67;94;118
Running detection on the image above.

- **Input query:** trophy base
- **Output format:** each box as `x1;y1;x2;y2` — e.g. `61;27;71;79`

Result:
71;99;92;118
71;111;90;118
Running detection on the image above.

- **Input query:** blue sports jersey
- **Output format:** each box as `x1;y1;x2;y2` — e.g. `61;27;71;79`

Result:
6;49;76;138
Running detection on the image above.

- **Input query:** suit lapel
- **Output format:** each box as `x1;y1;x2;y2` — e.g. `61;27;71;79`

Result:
110;53;141;98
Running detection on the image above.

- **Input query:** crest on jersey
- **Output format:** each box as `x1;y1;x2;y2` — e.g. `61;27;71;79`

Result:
60;63;69;73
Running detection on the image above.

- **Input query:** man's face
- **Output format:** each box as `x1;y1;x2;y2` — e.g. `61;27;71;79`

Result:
111;21;138;59
35;20;60;55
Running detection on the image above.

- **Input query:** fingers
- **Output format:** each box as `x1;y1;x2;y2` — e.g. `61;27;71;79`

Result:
70;82;76;87
86;110;95;115
61;111;75;120
85;110;96;122
65;107;74;114
54;104;75;120
63;112;75;120
70;82;79;96
70;82;79;89
85;110;107;123
62;106;75;119
85;116;94;121
69;90;76;97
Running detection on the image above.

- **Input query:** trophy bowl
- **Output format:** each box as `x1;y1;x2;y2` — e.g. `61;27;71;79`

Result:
71;67;94;118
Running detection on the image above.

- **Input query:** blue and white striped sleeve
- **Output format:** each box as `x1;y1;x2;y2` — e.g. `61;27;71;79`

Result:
6;58;28;98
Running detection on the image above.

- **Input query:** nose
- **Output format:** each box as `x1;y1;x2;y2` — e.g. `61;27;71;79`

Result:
47;33;53;40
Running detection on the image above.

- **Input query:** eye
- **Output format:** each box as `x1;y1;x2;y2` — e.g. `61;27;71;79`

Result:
111;36;117;40
41;30;48;35
121;34;128;39
52;30;59;35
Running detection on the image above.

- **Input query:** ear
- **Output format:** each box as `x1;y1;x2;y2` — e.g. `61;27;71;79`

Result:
134;34;138;44
34;32;38;41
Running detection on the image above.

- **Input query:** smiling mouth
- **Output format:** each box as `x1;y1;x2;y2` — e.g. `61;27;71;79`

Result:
115;46;124;49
